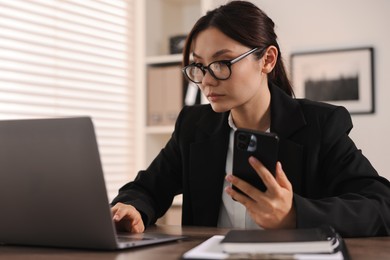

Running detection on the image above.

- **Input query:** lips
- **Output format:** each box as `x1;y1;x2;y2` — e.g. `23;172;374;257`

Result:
207;92;223;98
207;93;224;102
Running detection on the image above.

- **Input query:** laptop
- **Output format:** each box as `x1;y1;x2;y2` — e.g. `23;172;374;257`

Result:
0;117;184;250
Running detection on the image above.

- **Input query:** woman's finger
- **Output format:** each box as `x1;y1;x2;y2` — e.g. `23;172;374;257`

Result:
248;156;279;192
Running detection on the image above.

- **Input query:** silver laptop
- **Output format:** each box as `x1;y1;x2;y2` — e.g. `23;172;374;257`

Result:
0;117;184;250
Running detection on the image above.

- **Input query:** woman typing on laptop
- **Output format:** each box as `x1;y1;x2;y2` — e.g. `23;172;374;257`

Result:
111;1;390;237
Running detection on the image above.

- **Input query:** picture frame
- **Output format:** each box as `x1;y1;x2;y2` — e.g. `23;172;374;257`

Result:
290;47;375;114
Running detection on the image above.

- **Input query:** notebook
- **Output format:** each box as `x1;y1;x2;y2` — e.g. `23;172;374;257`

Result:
220;226;340;254
0;117;184;250
182;235;346;260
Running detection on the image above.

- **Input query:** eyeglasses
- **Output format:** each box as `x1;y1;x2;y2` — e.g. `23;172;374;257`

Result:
182;47;264;84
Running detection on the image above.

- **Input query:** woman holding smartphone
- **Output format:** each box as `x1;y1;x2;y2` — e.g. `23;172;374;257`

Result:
111;1;390;237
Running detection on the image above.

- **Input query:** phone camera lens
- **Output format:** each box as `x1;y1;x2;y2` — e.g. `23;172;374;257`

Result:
238;143;246;150
238;133;247;141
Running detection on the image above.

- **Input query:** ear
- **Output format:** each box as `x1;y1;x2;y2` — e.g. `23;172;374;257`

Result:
262;46;278;74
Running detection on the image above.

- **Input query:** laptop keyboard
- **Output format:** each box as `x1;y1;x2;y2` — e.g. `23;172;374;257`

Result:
117;234;154;242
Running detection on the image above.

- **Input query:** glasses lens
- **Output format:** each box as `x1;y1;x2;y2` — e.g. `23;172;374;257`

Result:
209;61;230;80
185;65;203;83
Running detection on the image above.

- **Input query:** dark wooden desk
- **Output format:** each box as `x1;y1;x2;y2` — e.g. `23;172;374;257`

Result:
0;225;389;260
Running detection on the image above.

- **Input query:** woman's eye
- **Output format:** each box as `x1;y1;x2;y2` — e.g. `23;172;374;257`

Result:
211;61;225;71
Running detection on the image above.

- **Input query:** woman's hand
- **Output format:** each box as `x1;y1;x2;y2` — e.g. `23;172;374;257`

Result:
111;202;145;233
225;156;296;229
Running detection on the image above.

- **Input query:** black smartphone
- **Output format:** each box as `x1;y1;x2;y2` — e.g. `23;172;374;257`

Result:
232;128;279;193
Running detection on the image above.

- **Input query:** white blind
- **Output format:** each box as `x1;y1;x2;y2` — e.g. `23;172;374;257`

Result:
0;0;135;201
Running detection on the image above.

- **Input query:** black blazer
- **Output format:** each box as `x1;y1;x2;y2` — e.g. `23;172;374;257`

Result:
112;83;390;237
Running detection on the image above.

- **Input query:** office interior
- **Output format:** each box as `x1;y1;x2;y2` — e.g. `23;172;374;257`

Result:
145;0;390;183
0;0;389;224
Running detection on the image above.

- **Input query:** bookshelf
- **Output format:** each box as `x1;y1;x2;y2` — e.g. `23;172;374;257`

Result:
143;0;200;166
135;0;220;225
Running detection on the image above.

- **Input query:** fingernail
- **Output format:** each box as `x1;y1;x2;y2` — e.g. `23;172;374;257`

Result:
277;161;282;170
225;186;232;194
249;156;256;164
226;174;233;182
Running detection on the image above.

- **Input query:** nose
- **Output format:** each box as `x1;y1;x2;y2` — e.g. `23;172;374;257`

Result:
201;69;218;87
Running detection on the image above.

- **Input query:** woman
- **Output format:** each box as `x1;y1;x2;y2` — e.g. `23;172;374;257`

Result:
111;1;390;237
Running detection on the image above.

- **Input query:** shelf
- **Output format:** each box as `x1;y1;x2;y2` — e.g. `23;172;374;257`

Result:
146;125;174;134
146;54;183;65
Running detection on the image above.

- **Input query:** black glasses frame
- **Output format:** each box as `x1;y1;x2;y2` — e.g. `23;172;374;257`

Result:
182;47;266;84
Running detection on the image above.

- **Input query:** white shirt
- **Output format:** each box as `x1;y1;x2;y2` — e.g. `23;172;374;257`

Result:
217;113;267;229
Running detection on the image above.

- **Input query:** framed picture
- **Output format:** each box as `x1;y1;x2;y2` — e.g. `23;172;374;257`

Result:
290;47;375;114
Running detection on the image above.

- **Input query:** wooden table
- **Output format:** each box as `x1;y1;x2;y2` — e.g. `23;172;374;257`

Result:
0;225;389;260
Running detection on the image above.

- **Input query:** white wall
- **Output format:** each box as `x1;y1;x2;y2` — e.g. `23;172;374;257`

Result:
210;0;390;180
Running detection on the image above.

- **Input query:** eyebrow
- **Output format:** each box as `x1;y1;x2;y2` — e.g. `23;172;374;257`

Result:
192;49;233;60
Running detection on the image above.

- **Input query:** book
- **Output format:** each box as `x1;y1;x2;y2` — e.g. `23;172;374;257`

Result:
220;226;341;255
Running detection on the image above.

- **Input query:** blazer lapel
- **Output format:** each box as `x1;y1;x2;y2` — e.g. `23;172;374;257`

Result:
269;83;306;137
270;84;306;193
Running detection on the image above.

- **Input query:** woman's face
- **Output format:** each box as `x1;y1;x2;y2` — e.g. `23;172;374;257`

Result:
192;27;268;113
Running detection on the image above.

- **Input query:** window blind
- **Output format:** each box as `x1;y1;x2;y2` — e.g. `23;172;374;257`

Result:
0;0;135;201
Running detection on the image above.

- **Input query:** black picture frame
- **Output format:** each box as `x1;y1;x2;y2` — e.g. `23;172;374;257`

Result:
290;47;375;114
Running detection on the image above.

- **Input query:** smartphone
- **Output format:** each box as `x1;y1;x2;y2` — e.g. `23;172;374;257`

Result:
232;128;279;193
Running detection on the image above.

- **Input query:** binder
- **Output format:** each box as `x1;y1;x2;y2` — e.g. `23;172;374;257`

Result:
147;65;183;126
163;65;183;125
147;66;164;126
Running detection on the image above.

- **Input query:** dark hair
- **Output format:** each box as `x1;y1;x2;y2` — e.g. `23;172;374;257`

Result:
183;0;293;96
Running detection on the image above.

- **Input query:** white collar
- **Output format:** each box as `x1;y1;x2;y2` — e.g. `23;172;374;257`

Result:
228;112;237;131
228;112;271;133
